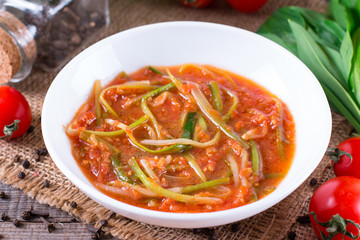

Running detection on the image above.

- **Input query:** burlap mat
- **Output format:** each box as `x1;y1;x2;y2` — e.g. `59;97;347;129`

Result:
1;0;350;239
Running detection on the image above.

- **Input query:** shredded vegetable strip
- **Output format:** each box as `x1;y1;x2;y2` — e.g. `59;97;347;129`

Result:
209;81;223;112
141;102;161;139
205;65;237;87
99;82;157;118
166;69;183;90
143;123;157;140
99;138;120;154
240;147;249;169
197;114;208;132
124;93;147;107
84;115;149;137
66;125;81;136
141;82;176;139
99;88;119;118
223;88;239;122
118;71;130;80
95;182;157;200
94;80;102;126
128;157;223;204
107;181;158;197
148;66;165;75
80;132;121;154
174;111;197;151
249;188;258;203
273;98;286;161
140;131;220;148
227;154;240;187
115;122;186;154
191;85;249;149
107;111;196;154
181;112;196;140
140;159;159;182
111;153;132;183
250;140;261;176
183;152;207;182
181;177;230;194
180;111;188;129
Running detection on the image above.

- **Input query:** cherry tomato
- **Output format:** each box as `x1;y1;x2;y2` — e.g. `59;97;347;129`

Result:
309;176;360;240
326;137;360;178
0;85;32;139
226;0;268;13
179;0;213;8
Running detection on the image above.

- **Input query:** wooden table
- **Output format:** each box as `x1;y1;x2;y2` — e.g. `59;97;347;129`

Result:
0;181;118;239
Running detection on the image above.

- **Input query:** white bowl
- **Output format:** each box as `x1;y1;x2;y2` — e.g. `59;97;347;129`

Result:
42;21;332;228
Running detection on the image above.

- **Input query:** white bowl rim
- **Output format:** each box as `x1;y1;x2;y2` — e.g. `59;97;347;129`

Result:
42;21;332;228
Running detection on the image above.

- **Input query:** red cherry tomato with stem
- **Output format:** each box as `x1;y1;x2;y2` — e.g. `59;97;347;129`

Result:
326;137;360;178
226;0;268;13
179;0;213;8
309;176;360;240
0;86;32;139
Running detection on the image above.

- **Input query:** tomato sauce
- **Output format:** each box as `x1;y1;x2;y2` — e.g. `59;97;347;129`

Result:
67;64;295;213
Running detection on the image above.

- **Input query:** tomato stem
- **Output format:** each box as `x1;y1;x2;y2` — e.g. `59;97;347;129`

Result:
0;120;20;140
310;212;360;240
326;148;353;165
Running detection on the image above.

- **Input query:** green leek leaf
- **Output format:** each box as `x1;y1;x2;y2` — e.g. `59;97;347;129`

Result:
288;20;360;125
350;29;360;105
340;31;354;81
257;7;306;54
330;0;348;29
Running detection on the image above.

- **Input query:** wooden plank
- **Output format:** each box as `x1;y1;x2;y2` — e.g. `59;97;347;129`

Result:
0;182;118;239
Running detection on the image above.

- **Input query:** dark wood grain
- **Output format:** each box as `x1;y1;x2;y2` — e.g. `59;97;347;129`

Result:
0;182;119;240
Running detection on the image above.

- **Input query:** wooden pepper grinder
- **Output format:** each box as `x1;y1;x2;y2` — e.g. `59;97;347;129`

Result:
0;0;109;83
0;11;37;84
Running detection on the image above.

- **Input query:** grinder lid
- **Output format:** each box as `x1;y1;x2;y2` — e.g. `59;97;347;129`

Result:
0;27;22;84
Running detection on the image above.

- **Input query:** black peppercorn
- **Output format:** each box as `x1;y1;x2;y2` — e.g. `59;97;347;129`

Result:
86;225;104;240
109;212;116;219
14;155;21;162
203;228;216;240
27;125;35;133
13;219;21;227
230;223;240;232
208;235;217;240
100;219;108;227
43;180;50;188
310;178;318;186
39;148;48;156
22;160;30;169
296;215;311;224
0;191;6;199
288;231;296;240
18;171;26;179
1;213;8;221
34;154;41;162
21;210;31;220
70;201;77;208
34;149;41;155
91;233;99;240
